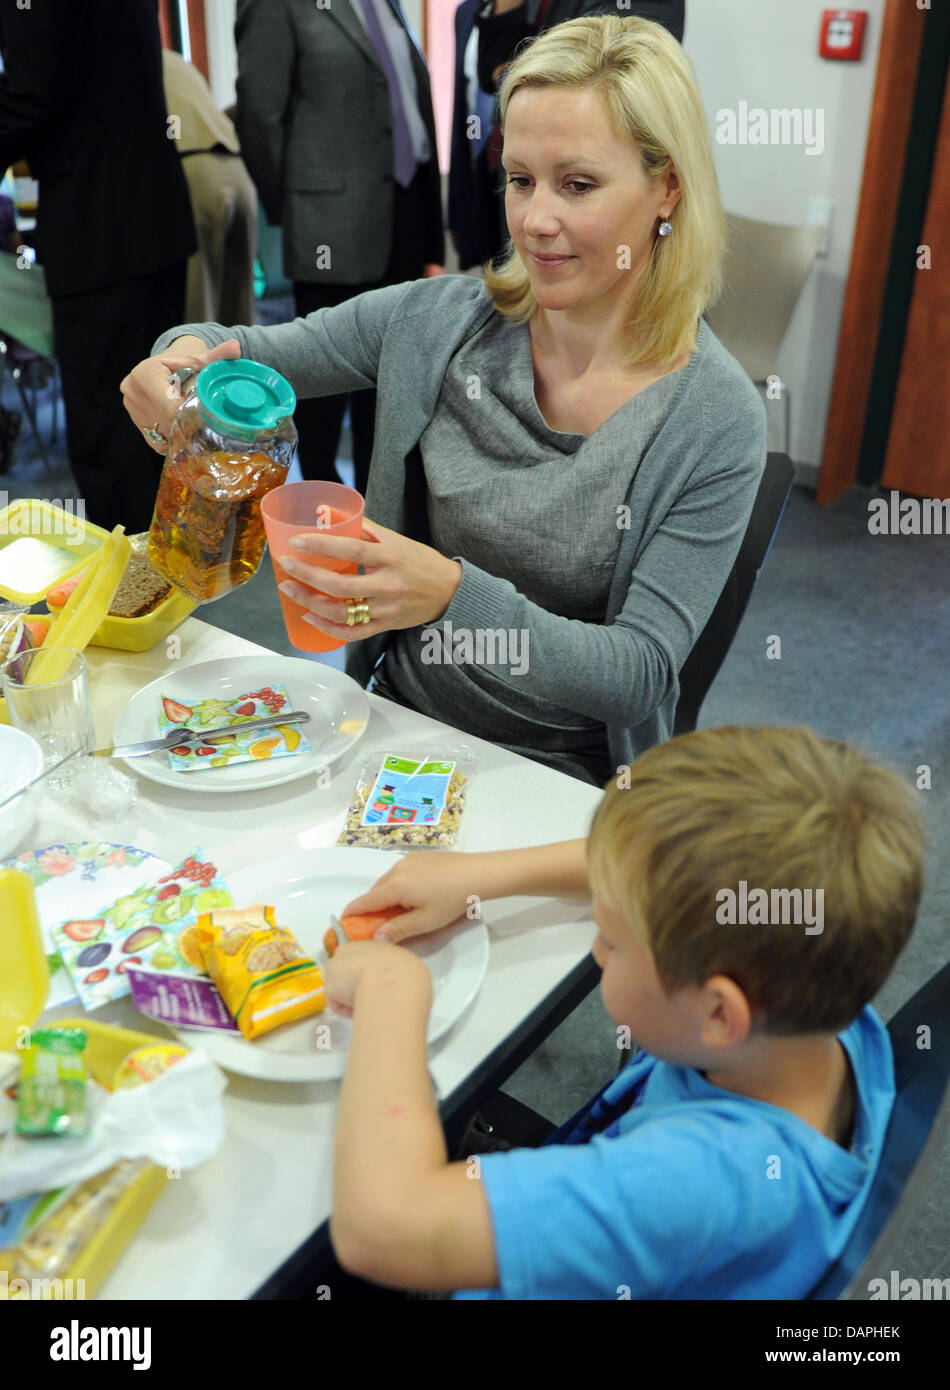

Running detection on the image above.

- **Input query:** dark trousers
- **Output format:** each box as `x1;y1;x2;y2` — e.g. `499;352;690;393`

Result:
292;166;429;494
51;260;187;533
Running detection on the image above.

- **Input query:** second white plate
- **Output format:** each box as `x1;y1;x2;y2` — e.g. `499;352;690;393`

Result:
173;847;490;1080
111;655;370;792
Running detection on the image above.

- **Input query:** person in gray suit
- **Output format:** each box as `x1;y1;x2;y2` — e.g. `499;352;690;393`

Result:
234;0;444;493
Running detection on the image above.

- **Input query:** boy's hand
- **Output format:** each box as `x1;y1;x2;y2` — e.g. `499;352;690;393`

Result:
340;851;484;944
120;338;242;453
325;940;430;1016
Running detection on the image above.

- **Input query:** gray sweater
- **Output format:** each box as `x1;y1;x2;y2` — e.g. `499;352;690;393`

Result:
153;273;767;777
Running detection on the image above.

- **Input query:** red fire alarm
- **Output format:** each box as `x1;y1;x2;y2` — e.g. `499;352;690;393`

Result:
820;9;868;61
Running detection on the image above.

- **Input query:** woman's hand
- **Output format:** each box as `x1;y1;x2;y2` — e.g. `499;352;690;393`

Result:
324;939;430;1017
120;337;242;454
277;518;462;641
340;851;484;944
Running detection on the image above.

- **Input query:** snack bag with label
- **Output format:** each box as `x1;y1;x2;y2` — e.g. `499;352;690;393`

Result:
337;745;477;850
196;905;326;1041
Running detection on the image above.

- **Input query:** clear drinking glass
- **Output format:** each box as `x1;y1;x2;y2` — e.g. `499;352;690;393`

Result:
1;646;95;789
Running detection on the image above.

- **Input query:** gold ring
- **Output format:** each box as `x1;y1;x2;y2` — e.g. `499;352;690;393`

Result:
346;598;371;627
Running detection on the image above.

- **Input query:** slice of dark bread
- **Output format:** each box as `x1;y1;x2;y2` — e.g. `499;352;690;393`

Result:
108;539;171;618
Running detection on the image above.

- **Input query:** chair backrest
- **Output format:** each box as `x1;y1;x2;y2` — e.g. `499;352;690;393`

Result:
706;216;823;382
0;251;55;358
673;450;794;736
806;957;950;1299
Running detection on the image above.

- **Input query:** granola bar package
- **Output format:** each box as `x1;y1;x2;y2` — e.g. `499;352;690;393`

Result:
337;745;477;850
196;905;326;1041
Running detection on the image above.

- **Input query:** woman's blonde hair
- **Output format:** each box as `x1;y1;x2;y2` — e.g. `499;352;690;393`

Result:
587;726;924;1035
483;14;726;369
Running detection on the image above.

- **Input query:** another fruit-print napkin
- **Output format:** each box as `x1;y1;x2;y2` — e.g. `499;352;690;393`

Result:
157;683;310;772
51;849;232;1011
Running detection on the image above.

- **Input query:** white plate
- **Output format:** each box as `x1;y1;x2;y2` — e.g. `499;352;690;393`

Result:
111;656;370;793
173;847;490;1081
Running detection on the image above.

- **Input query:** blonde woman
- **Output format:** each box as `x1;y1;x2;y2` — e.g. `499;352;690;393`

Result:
122;15;766;784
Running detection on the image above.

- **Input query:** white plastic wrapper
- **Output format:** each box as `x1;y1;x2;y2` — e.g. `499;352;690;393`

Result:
0;1047;226;1200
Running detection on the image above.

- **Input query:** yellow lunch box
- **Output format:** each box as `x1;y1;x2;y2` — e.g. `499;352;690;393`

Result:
0;1016;180;1300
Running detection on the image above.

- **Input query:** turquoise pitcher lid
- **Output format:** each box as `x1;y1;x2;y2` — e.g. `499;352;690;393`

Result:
195;360;296;441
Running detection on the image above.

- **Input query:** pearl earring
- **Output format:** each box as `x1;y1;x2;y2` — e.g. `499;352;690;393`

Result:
658;220;673;237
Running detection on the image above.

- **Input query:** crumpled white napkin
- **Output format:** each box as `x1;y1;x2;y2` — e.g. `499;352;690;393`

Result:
0;1047;226;1200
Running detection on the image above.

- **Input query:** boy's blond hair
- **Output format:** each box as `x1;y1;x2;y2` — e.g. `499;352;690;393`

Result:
484;14;726;370
587;726;923;1034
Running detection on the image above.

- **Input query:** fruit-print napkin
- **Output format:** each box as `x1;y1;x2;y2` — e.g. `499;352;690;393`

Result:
157;682;311;773
50;849;232;1011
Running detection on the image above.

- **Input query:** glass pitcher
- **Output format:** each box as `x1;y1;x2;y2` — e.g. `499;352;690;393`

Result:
148;359;297;603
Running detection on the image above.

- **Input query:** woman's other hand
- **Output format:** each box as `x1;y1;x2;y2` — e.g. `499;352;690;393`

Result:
120;337;242;453
277;518;462;641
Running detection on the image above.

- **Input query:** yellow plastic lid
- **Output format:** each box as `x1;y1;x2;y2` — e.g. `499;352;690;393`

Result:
0;868;50;1050
27;526;131;685
0;500;112;605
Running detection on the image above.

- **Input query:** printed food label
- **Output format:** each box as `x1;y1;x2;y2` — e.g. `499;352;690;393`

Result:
359;754;456;828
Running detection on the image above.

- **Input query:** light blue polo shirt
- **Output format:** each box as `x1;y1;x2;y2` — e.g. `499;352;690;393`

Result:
452;1007;893;1300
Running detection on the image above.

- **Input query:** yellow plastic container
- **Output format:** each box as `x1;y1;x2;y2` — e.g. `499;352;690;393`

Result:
0;1018;177;1300
48;585;197;653
0;500;111;604
0;898;180;1300
0;870;49;1052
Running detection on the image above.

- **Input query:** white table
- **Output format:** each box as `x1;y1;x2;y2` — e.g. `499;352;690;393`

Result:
33;617;602;1299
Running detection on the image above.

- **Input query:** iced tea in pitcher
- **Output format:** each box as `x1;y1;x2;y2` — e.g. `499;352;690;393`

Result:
148;360;297;603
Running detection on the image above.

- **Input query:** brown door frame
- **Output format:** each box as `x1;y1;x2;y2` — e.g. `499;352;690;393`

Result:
880;54;950;498
157;0;210;84
816;0;927;504
186;0;210;84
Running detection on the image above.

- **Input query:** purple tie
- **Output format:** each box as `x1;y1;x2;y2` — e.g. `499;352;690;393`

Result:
360;0;416;188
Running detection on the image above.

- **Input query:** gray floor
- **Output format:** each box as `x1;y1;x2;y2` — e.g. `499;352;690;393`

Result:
2;318;947;1289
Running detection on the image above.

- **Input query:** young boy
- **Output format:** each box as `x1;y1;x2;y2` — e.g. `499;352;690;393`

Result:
325;725;923;1299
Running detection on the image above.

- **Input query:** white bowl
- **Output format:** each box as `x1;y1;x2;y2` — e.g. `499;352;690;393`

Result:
0;725;44;859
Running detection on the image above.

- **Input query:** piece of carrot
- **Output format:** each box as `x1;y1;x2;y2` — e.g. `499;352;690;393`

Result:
323;906;408;956
24;616;51;647
46;572;86;608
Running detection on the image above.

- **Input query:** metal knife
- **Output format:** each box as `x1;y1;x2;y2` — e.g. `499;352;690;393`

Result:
94;710;311;759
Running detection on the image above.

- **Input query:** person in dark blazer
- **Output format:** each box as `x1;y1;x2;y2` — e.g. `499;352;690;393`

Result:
472;2;685;266
448;0;499;271
478;0;684;88
0;0;196;532
234;0;445;494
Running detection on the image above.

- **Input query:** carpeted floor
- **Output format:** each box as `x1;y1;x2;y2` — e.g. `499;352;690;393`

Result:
2;312;947;1293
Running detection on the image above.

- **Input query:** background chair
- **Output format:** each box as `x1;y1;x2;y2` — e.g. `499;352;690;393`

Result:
0;251;61;472
705;215;823;457
673;450;795;736
807;956;950;1300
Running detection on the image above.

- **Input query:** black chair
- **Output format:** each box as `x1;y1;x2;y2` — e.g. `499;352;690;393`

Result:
673;450;795;734
807;958;950;1300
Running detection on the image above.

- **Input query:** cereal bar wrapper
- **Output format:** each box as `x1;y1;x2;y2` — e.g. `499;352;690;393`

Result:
157;683;310;772
196;905;326;1040
337;746;477;849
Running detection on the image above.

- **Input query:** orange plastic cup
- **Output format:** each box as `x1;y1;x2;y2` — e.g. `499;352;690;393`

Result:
260;481;365;653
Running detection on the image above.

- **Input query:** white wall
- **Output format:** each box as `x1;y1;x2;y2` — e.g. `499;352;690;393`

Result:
205;0;237;109
683;0;888;466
